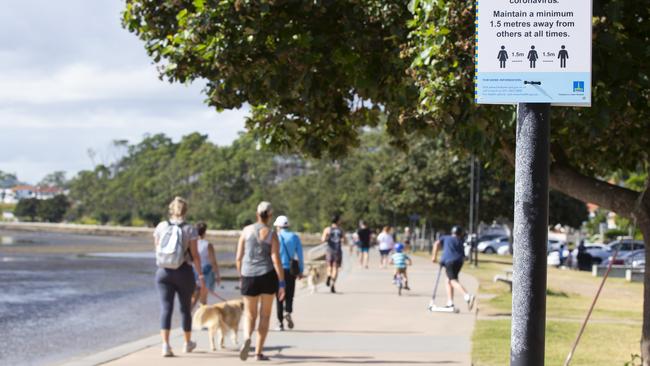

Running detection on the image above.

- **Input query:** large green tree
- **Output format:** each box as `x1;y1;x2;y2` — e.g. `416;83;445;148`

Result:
123;0;649;358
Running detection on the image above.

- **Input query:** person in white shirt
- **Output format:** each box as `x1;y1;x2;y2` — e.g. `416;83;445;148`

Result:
377;226;395;269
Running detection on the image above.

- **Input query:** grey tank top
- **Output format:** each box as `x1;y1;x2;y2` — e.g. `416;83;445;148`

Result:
241;223;275;277
327;225;343;253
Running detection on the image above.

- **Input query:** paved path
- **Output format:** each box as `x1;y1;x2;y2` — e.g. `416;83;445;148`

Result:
66;250;478;366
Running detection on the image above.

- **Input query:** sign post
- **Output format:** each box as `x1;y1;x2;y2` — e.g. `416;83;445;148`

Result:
475;1;592;365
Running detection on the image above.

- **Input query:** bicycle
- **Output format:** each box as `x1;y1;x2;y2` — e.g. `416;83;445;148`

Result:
394;272;404;296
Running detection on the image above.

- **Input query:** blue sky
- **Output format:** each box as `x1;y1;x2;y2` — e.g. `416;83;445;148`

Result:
0;1;246;183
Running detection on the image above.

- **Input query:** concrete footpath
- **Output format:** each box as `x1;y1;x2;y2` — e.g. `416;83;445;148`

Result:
65;251;478;366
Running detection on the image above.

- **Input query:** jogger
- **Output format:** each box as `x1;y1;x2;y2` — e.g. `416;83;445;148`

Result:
431;226;475;311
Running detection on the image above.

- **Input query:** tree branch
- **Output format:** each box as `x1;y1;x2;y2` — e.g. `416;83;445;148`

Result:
499;140;641;219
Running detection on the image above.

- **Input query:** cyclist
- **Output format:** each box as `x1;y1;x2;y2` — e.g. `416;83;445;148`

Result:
390;243;412;290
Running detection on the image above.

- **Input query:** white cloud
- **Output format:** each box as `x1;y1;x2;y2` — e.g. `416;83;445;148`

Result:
0;1;247;183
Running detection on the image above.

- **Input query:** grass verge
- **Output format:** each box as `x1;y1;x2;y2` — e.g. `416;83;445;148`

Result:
464;254;643;365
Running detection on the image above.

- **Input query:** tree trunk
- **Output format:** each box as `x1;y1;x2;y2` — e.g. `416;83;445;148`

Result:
638;182;650;365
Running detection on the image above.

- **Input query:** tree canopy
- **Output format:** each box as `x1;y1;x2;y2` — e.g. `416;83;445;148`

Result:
123;0;419;157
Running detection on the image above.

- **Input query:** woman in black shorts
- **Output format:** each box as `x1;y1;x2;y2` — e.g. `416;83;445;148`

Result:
236;201;286;361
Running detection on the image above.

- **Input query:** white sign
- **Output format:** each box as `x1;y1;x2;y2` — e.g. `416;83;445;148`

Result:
475;0;592;106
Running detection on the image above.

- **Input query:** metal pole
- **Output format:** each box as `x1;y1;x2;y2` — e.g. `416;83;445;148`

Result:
469;155;476;264
469;155;475;234
511;103;550;366
474;158;481;267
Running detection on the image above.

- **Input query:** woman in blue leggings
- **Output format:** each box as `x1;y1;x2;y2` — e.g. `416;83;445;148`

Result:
153;197;204;357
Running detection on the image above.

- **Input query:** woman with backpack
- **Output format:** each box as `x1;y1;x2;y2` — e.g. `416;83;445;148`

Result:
153;196;204;357
236;201;286;361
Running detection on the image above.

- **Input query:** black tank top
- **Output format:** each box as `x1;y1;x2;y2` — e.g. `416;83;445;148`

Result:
327;225;343;252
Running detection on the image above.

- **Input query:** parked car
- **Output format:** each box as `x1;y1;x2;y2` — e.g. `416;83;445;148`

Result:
599;248;645;269
606;239;644;253
477;236;510;254
548;239;567;252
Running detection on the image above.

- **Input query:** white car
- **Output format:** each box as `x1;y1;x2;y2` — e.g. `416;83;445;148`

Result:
477;236;510;254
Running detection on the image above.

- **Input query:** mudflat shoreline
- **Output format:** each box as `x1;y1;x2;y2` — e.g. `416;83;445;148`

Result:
0;222;322;245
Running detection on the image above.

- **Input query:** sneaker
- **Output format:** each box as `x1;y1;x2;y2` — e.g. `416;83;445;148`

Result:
330;284;336;293
240;338;251;361
285;313;294;329
465;294;476;311
162;343;174;357
404;285;410;291
275;324;285;331
256;353;270;361
183;340;196;353
326;276;331;287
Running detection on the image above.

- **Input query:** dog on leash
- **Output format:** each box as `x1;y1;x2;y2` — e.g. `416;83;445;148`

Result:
193;299;244;351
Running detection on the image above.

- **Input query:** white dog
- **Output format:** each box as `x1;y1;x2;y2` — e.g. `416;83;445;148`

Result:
304;262;327;293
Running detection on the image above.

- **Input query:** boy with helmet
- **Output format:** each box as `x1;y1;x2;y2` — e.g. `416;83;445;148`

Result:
432;226;475;310
390;243;412;290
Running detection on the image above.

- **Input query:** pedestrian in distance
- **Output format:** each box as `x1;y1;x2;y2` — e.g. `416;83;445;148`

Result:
390;243;412;290
191;222;221;309
377;226;395;269
322;214;346;293
236;201;286;361
403;227;413;252
153;196;204;357
431;226;475;311
273;215;304;331
357;220;372;269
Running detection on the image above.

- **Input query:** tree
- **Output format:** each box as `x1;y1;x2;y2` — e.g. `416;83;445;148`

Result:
38;171;68;189
123;0;650;358
0;170;19;189
14;198;38;221
37;195;70;223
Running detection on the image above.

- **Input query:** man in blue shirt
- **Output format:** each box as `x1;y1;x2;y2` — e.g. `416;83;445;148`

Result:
273;215;304;331
432;226;475;310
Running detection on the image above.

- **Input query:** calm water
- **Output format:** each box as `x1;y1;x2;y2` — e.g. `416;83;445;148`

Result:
0;230;237;366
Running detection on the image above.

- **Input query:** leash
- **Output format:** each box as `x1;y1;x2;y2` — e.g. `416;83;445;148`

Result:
207;288;229;302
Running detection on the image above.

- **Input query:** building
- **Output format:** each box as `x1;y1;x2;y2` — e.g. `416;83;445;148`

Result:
6;185;65;202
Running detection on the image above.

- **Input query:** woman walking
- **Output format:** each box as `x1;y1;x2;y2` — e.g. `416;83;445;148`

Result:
191;222;221;308
236;201;286;361
377;226;395;269
153;197;204;357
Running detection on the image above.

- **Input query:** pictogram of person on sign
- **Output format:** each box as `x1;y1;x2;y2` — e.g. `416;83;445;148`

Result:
527;46;539;68
497;46;508;69
558;45;569;68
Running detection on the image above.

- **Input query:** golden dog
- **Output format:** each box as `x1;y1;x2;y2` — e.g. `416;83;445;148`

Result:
193;299;244;351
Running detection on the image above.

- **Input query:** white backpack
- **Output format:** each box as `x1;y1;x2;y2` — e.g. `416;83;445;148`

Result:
156;221;187;269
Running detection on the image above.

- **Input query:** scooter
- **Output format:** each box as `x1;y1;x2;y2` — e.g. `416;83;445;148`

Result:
427;264;459;313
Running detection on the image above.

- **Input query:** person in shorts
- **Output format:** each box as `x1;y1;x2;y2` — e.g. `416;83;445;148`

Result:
390;243;412;290
191;222;221;308
357;220;372;268
377;226;395;269
321;214;346;293
431;226;475;310
236;201;286;361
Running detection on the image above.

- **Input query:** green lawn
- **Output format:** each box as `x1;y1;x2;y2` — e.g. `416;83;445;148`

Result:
465;254;643;366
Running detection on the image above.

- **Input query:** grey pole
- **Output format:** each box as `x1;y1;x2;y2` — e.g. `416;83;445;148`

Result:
511;103;550;366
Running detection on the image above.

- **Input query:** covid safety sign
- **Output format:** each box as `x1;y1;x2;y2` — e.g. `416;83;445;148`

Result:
475;0;592;106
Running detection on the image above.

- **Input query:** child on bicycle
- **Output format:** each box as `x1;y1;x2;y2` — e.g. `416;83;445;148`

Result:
390;243;412;290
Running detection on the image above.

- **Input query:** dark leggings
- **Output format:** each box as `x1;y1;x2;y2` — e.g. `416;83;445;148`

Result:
155;263;196;332
276;269;296;322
